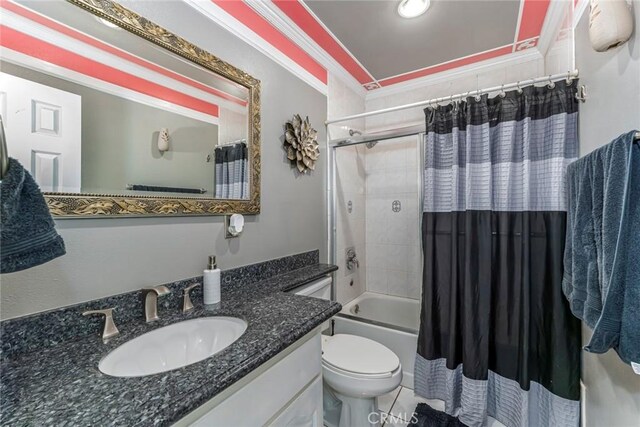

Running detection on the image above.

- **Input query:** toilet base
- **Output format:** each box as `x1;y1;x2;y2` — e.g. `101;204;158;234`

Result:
323;381;381;427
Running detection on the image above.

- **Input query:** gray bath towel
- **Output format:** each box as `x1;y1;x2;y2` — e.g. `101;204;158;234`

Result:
563;130;639;365
1;158;65;273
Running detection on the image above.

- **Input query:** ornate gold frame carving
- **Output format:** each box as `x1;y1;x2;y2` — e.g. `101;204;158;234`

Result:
43;0;261;217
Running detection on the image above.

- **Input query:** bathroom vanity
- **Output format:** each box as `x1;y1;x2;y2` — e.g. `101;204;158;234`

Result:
181;330;323;426
0;253;339;426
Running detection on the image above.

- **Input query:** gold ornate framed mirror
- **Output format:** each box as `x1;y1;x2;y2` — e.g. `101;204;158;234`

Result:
0;0;260;217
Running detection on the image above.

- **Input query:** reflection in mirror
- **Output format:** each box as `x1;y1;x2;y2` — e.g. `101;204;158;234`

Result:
0;0;251;201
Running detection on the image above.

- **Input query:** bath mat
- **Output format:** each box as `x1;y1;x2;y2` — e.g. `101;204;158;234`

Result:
407;403;468;427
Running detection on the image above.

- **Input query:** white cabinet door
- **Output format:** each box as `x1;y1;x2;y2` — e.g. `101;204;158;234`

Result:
269;376;322;427
0;72;81;192
190;333;322;427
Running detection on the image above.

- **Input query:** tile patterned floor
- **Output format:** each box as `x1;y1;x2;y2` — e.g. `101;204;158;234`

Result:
377;386;506;427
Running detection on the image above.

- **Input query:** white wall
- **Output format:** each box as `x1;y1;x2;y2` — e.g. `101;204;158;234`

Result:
327;73;366;140
574;2;640;426
544;0;575;75
0;1;328;320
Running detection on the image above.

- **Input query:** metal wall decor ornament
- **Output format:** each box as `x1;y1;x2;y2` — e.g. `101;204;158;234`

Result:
284;115;319;173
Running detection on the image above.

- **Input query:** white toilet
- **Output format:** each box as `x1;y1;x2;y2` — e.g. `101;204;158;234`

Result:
322;334;402;427
291;278;403;427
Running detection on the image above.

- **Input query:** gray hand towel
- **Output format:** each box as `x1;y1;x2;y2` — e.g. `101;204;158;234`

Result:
1;158;66;273
563;130;639;365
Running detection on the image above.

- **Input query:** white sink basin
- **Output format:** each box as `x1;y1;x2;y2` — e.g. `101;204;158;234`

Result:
99;317;247;377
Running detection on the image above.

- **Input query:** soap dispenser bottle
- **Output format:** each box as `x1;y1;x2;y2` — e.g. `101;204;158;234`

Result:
203;255;221;305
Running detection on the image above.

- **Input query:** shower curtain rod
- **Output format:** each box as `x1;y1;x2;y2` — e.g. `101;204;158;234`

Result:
325;70;580;125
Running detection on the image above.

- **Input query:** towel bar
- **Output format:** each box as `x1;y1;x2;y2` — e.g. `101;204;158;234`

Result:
126;184;207;194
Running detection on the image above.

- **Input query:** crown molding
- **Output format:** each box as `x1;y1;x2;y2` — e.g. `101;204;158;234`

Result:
538;0;572;56
182;0;327;95
246;0;367;98
365;48;543;101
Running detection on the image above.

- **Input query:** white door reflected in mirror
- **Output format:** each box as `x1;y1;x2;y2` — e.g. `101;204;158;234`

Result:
0;72;81;192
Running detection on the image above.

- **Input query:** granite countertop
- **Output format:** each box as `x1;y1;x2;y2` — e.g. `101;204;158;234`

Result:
0;263;339;426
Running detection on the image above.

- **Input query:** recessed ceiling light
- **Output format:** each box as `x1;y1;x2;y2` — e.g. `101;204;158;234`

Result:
397;0;431;19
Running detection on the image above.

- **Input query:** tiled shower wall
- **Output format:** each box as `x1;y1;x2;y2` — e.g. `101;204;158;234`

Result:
364;136;422;300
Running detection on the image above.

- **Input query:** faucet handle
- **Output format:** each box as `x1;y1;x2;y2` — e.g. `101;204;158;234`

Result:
183;283;201;312
82;308;119;341
346;247;360;270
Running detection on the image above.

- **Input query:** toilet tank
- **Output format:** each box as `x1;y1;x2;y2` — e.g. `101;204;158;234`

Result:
290;276;332;300
291;276;333;333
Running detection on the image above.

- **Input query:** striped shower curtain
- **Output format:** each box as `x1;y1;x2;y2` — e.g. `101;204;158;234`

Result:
416;80;581;426
214;142;248;199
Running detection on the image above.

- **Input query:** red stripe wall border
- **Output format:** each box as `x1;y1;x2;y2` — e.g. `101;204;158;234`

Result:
212;0;327;85
272;0;373;85
517;0;551;41
1;26;219;117
1;0;246;107
377;46;514;87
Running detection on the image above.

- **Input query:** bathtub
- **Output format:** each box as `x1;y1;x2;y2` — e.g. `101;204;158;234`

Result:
334;292;420;388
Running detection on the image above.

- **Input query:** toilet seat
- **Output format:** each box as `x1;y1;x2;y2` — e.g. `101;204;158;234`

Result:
322;334;400;378
323;359;400;379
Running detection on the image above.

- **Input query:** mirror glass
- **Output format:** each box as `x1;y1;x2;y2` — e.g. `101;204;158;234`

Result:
0;0;252;200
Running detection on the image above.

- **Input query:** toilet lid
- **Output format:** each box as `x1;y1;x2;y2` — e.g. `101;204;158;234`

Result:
322;334;400;376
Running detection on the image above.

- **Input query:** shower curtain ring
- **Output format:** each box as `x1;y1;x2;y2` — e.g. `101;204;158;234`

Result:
547;75;555;89
499;84;506;98
451;95;459;113
474;88;482;102
516;81;523;94
565;71;573;85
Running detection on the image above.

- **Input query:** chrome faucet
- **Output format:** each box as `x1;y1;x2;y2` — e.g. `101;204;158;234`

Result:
346;247;360;270
142;285;171;322
82;308;119;341
182;283;201;312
